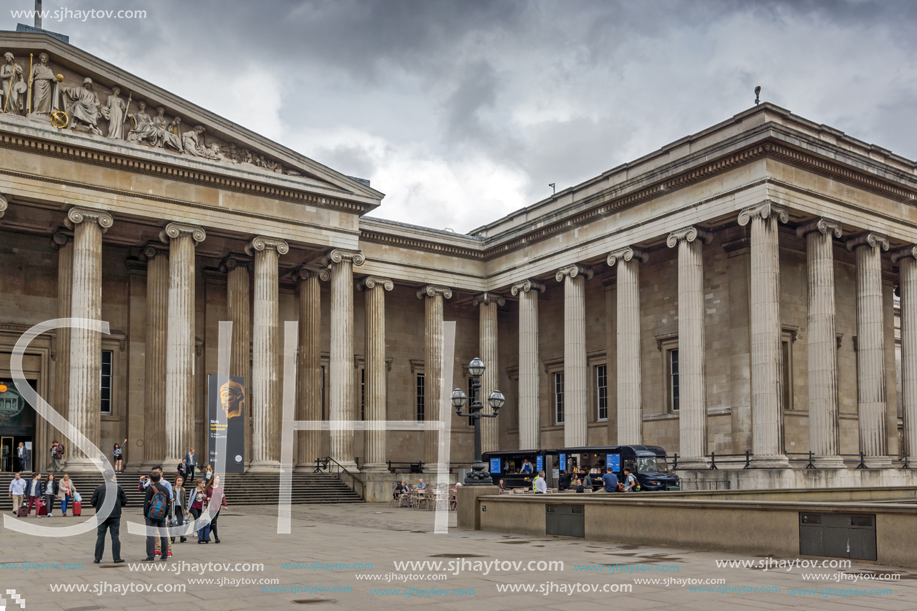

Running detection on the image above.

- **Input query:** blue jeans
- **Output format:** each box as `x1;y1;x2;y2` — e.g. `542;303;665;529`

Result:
61;495;69;514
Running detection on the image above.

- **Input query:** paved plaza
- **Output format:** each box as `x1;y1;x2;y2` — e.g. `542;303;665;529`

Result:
2;502;916;610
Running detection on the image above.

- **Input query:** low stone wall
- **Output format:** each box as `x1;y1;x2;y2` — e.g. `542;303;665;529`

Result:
676;467;917;490
463;492;917;568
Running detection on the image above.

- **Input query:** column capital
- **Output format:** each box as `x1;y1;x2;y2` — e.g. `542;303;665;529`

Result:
891;245;917;265
358;276;394;292
737;201;788;226
141;241;169;261
473;292;505;307
510;279;545;296
245;235;289;256
293;264;331;283
666;226;712;248
416;285;453;300
159;222;206;244
65;207;114;232
555;263;594;283
219;252;253;273
606;246;648;267
50;227;73;250
796;217;842;240
0;193;7;218
846;232;889;253
321;249;365;267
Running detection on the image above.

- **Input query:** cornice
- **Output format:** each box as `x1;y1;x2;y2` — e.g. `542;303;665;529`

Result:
358;227;484;260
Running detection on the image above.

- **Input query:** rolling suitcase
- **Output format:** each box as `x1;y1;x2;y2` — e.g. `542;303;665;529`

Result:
17;504;28;517
72;501;81;516
37;501;47;516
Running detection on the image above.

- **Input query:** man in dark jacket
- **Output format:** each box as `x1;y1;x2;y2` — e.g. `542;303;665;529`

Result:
90;470;127;563
143;471;170;562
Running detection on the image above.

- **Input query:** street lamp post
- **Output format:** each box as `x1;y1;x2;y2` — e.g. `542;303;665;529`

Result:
452;357;504;486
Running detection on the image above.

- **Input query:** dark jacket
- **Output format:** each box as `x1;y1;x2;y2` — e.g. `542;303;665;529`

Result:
90;482;128;518
43;480;58;496
559;472;572;490
26;479;44;498
144;481;170;519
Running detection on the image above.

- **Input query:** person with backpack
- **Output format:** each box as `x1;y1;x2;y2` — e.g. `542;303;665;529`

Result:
623;467;639;492
50;440;65;472
143;471;170;562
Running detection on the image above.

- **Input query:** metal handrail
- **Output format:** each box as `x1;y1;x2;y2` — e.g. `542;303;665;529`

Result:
322;456;365;500
677;451;913;471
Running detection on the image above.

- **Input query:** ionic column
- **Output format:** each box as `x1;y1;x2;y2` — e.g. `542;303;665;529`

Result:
474;292;505;453
511;280;545;450
738;202;789;467
49;229;73;471
607;247;648;445
0;194;7;218
246;237;289;471
555;265;593;447
142;243;169;467
848;232;892;468
220;254;253;467
667;227;712;467
797;219;845;468
64;207;113;468
361;276;394;470
160;222;206;467
418;285;453;467
893;245;917;463
294;266;327;470
324;249;365;468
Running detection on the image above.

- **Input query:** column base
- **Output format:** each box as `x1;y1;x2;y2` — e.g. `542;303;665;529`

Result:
248;460;282;473
863;456;895;469
675;457;710;470
60;458;105;473
141;460;165;471
749;454;790;468
360;463;389;473
811;455;847;469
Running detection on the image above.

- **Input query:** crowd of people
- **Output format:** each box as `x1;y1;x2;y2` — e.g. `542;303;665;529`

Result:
6;445;228;564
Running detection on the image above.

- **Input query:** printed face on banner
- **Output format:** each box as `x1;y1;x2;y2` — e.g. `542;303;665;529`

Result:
220;379;245;420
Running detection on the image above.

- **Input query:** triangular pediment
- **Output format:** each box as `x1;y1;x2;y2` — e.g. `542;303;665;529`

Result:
0;31;382;208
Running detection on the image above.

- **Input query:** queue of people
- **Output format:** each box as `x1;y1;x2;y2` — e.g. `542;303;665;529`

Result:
8;471;82;517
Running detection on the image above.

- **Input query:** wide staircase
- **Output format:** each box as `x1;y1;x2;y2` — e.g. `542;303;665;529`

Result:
0;470;362;511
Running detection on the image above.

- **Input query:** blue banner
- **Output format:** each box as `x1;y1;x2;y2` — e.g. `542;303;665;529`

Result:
536;455;543;472
606;453;620;472
489;458;501;474
559;453;566;471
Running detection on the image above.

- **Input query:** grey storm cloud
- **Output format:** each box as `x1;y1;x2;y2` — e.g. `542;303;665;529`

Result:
3;0;917;230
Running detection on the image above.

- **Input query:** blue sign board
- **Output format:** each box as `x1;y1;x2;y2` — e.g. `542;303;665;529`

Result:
559;453;566;471
606;453;621;472
536;455;544;472
489;458;501;474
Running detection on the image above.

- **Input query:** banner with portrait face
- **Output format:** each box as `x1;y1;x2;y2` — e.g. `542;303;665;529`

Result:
207;375;245;473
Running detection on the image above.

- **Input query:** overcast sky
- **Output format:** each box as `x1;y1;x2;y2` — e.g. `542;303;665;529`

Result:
3;0;916;233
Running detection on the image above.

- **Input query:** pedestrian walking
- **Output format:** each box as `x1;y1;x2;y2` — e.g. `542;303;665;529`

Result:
58;473;77;516
184;449;196;481
142;471;170;562
44;473;58;516
172;475;188;543
91;470;127;564
25;473;43;517
8;472;26;516
16;442;30;472
206;475;227;544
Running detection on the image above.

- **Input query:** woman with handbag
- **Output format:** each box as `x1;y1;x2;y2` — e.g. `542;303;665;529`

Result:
187;480;210;544
206;475;228;544
58;473;76;516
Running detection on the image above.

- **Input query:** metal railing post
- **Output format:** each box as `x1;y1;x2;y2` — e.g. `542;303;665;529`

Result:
743;450;750;469
856;452;867;469
805;451;815;469
709;451;718;470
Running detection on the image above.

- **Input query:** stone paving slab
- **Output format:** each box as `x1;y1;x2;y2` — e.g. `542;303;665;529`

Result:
1;503;915;610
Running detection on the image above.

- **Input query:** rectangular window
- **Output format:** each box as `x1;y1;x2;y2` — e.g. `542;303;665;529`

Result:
416;373;425;421
554;372;565;425
596;365;608;421
360;368;365;420
321;365;326;420
782;339;792;410
669;349;680;412
100;350;113;414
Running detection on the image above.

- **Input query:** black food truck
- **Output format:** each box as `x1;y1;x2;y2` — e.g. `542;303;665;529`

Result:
483;445;679;491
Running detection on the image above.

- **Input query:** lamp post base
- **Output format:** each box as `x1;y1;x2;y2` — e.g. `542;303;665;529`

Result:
463;460;493;486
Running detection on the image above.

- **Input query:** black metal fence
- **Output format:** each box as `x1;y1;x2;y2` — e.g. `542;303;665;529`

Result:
672;451;911;470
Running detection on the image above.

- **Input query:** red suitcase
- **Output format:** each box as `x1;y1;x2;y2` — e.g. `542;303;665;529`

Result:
17;505;28;517
72;501;81;516
38;502;47;516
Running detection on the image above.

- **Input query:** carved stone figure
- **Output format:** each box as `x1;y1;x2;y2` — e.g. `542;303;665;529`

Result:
161;115;183;152
202;143;222;160
100;85;127;139
126;100;154;142
30;52;60;115
61;77;102;135
181;124;207;156
1;52;24;114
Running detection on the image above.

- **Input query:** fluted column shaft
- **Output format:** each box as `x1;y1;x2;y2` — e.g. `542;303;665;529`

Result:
849;233;891;467
738;203;789;466
475;293;503;453
223;256;252;465
66;208;112;467
249;237;288;470
296;268;324;469
512;280;543;450
48;231;73;470
363;277;393;469
327;250;364;467
143;246;169;466
895;247;917;461
419;286;451;466
667;228;710;466
608;248;646;445
163;223;204;466
799;220;844;468
556;266;592;447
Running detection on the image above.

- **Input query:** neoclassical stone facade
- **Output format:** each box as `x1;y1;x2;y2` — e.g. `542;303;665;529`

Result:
2;33;917;488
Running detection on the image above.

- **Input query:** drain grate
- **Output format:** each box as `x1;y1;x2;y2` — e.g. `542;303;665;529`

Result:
497;540;531;544
429;553;487;558
67;606;102;611
292;599;336;605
